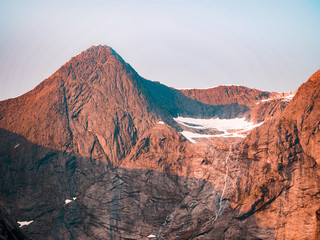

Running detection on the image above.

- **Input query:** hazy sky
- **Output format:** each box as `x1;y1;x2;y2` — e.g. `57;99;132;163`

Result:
1;0;320;100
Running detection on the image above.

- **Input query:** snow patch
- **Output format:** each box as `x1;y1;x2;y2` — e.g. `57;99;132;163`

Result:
18;220;33;227
281;94;295;102
175;117;255;132
157;121;165;125
148;234;156;238
14;143;20;148
175;117;264;143
65;197;77;204
259;98;273;103
180;131;214;143
65;199;73;204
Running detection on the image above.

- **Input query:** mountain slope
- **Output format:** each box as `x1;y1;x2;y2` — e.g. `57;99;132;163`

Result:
236;69;320;239
0;45;170;165
0;45;318;239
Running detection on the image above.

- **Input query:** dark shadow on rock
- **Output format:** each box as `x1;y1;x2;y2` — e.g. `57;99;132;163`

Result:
141;79;250;119
0;128;274;239
0;206;33;240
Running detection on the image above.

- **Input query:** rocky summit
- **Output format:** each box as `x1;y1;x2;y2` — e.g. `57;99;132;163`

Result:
0;45;319;240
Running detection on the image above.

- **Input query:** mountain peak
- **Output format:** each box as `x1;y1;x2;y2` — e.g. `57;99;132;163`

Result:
82;44;115;56
67;44;123;67
0;44;165;163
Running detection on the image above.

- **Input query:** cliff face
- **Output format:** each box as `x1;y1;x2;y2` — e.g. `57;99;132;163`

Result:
282;70;320;165
0;45;319;239
237;69;320;239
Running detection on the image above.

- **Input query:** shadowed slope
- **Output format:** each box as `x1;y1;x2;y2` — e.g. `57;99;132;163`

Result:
141;80;250;119
180;86;294;122
0;127;276;240
0;206;32;240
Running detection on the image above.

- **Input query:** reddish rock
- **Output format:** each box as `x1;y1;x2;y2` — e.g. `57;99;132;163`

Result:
238;69;320;239
180;85;272;107
0;45;318;240
0;45;170;165
180;86;294;123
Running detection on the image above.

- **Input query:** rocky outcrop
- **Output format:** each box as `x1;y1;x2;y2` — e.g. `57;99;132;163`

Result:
236;69;320;239
282;70;320;165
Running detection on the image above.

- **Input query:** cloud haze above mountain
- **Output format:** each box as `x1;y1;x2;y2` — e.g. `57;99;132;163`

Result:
0;0;320;100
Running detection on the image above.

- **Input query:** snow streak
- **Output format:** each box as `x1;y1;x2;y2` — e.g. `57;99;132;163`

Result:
214;144;232;221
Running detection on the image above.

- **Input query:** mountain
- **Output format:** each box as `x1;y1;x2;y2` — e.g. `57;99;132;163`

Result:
0;45;319;239
0;45;172;166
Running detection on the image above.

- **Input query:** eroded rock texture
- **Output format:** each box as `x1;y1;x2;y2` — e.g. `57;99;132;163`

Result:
238;70;320;239
0;45;319;239
180;86;294;123
0;45;171;166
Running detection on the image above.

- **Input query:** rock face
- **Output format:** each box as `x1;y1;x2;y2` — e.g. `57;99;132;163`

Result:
180;85;272;107
238;69;320;239
0;45;171;166
0;206;32;240
141;80;251;119
0;45;319;239
180;86;295;123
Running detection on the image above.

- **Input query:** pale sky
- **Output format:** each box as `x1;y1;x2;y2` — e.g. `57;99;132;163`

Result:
1;0;320;100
